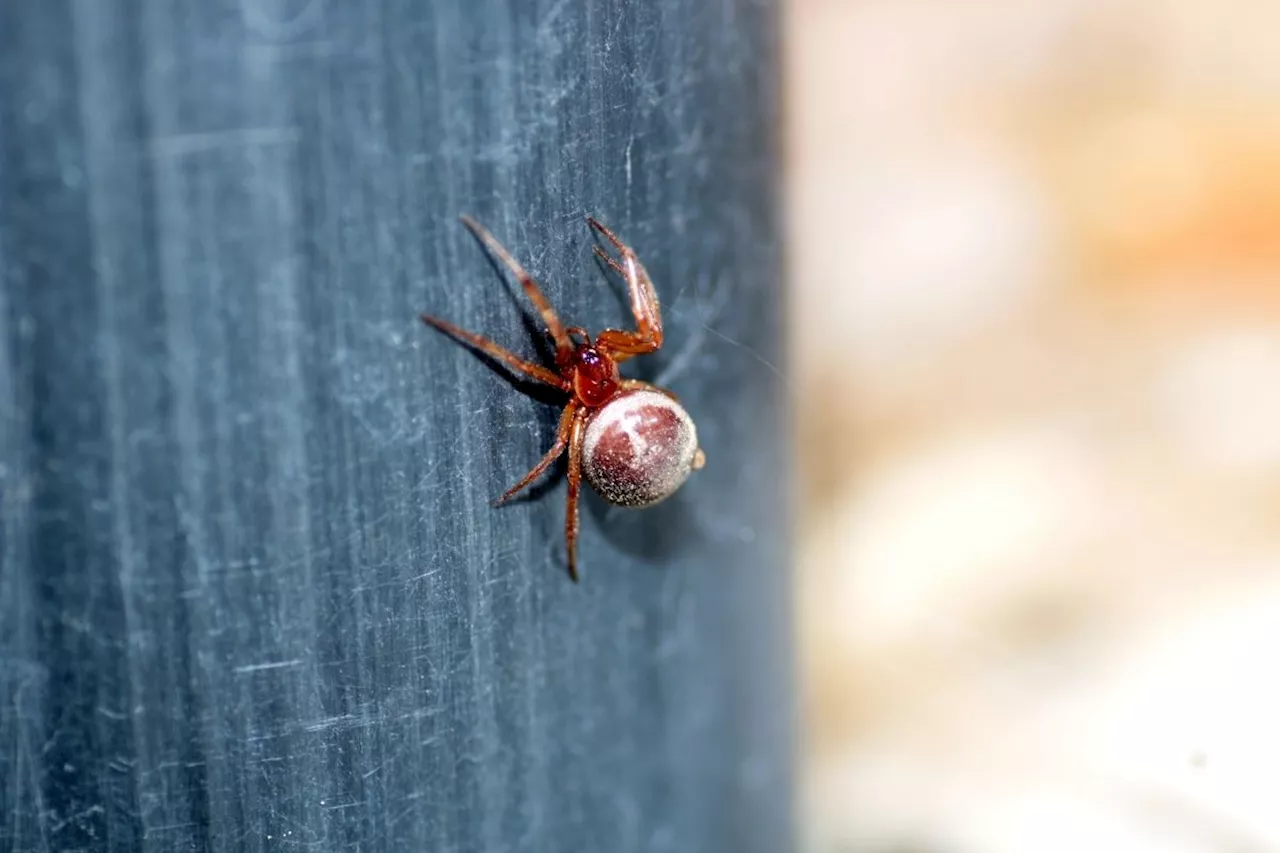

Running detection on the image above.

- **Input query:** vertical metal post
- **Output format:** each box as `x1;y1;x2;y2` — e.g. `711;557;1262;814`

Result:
0;1;788;849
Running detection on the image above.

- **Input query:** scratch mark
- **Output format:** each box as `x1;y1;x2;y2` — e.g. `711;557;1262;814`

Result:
323;800;366;810
303;713;368;732
50;804;104;834
624;138;634;195
233;659;303;674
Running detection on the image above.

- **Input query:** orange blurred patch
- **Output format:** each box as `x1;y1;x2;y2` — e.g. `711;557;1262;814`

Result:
1038;105;1280;311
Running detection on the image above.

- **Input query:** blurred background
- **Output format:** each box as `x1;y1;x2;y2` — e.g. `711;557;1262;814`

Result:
787;0;1280;850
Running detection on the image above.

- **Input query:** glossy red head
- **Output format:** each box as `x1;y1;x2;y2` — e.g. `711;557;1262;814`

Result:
570;345;620;408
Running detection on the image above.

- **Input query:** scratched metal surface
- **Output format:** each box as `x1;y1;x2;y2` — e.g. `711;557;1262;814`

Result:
0;1;788;851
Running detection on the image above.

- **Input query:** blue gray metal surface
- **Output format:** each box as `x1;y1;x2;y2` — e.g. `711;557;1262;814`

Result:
0;1;788;850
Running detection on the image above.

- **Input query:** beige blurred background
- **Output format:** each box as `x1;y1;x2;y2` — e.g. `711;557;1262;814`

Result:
787;1;1280;850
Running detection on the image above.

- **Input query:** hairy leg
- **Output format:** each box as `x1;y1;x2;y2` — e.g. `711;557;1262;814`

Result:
587;217;663;359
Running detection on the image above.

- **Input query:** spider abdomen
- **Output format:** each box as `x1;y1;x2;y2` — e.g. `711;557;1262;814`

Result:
582;389;705;508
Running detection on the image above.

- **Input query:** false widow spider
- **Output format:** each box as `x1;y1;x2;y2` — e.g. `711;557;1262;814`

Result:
421;215;705;582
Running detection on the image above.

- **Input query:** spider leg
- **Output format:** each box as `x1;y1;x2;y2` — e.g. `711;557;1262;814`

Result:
420;314;570;391
460;215;574;363
592;245;627;278
564;407;588;582
586;215;629;254
618;377;679;402
586;217;663;360
492;403;577;506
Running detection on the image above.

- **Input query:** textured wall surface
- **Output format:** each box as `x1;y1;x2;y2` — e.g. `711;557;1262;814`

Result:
0;1;787;851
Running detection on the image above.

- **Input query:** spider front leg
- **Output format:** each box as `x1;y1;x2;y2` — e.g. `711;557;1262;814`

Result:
564;406;588;582
587;217;663;360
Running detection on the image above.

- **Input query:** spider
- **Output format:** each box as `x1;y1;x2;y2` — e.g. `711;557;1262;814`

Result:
421;215;706;582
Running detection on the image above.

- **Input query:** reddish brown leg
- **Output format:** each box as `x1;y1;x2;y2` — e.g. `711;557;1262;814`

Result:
420;314;570;391
564;407;588;582
586;217;663;360
492;403;577;506
592;246;627;278
460;215;573;363
618;377;679;402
